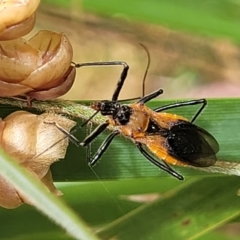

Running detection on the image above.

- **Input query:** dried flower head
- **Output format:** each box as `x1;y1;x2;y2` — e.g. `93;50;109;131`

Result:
0;30;76;101
0;111;76;209
0;0;40;40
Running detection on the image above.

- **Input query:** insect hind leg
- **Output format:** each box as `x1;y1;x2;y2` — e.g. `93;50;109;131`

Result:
136;143;184;180
154;99;207;123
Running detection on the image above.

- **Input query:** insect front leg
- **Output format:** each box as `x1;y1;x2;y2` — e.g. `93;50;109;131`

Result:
48;120;118;166
154;99;207;123
81;122;109;146
44;121;81;146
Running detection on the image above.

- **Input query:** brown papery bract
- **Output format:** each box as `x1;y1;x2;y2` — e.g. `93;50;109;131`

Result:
0;0;40;40
0;111;76;209
0;30;75;100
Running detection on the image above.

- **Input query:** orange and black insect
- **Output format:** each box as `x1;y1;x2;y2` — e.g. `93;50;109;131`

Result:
57;48;219;180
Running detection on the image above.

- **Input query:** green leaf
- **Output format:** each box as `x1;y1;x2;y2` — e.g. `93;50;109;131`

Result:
98;176;240;240
2;1;240;239
1;177;240;239
0;149;100;240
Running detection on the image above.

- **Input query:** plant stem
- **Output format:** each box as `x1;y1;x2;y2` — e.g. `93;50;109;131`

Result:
0;97;111;128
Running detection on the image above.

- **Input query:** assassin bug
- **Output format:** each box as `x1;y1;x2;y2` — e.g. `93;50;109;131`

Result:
54;46;219;180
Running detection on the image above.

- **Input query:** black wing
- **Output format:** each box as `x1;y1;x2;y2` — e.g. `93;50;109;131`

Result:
167;122;219;167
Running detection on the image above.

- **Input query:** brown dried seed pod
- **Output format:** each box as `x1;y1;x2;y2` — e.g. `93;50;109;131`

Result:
0;111;76;209
0;0;40;40
0;13;36;41
0;30;75;100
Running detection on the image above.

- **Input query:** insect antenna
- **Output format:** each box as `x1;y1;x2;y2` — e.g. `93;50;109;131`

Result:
139;43;151;98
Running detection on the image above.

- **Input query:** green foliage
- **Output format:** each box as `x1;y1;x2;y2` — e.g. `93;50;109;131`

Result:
43;0;240;42
2;0;240;239
1;98;240;239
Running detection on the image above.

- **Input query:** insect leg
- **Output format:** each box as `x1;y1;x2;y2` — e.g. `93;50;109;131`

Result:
80;121;119;166
136;143;184;180
72;61;129;101
81;122;109;146
47;120;109;148
82;122;109;165
87;130;120;166
154;99;207;123
44;122;81;146
47;119;118;166
137;88;164;104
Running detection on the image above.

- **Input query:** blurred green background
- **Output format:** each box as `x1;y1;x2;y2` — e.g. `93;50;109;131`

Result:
34;0;240;100
2;0;240;239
